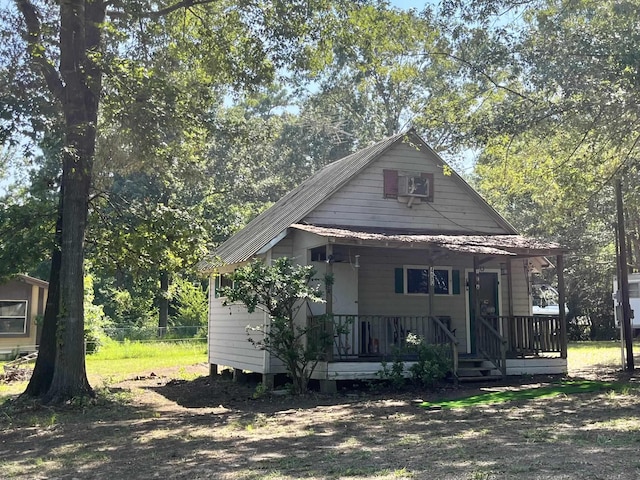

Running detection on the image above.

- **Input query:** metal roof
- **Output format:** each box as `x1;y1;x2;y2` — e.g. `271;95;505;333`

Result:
291;224;565;257
197;129;522;272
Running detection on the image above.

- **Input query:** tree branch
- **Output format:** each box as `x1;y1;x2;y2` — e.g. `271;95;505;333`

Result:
14;0;65;103
426;50;534;103
107;0;219;20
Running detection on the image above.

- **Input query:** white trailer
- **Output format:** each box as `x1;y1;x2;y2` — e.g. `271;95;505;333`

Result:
613;273;640;329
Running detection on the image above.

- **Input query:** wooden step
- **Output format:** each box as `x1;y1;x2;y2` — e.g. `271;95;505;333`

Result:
456;356;502;382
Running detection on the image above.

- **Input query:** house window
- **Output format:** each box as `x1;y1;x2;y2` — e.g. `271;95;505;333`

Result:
384;170;435;202
310;246;327;262
629;283;640;299
214;274;234;299
405;267;451;295
0;300;28;335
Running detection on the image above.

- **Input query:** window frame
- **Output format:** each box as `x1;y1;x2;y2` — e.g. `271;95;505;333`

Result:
0;299;28;335
403;266;452;296
213;274;234;299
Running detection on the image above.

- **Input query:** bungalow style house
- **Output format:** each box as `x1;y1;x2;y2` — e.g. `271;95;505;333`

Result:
0;274;49;358
199;130;567;388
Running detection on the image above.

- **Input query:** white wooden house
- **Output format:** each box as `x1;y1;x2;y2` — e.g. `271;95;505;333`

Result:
199;130;567;387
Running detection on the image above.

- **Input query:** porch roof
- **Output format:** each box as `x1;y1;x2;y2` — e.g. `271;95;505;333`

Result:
291;224;566;258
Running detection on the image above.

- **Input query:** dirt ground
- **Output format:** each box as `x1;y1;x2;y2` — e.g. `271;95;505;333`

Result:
2;364;640;480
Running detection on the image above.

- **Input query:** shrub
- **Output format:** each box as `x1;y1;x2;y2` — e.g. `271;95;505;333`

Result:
376;333;451;389
405;334;451;387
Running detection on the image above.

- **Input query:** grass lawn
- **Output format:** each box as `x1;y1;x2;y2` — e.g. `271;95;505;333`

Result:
1;340;640;479
0;340;207;400
567;340;637;371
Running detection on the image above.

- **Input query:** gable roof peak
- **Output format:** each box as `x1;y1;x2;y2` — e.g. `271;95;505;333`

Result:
197;129;516;272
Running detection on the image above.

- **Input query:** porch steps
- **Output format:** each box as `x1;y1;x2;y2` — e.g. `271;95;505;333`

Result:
457;357;502;382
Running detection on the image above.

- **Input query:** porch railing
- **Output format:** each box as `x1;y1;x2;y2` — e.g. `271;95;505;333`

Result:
477;316;507;378
308;314;458;375
428;316;459;377
327;314;431;359
494;315;563;357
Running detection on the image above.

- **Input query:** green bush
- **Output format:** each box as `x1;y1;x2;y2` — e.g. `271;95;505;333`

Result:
406;334;451;387
84;274;112;354
376;333;451;389
221;257;328;394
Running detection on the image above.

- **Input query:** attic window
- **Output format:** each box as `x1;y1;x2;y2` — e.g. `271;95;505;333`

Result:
383;170;434;202
214;274;234;299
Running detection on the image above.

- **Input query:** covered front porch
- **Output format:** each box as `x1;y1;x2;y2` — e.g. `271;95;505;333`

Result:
295;224;568;381
310;313;566;380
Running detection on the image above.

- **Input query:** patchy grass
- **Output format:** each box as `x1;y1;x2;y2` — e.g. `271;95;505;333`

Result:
567;341;640;372
0;341;207;402
1;350;640;479
86;340;207;380
420;380;623;410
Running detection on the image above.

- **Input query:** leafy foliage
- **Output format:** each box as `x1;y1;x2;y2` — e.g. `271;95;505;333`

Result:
221;257;327;394
444;0;640;338
377;334;451;389
83;273;112;354
171;277;208;328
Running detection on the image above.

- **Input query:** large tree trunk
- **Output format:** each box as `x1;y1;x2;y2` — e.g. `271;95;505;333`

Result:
22;194;63;398
42;0;105;403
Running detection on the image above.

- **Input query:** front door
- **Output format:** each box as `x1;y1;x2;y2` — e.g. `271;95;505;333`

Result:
467;271;500;353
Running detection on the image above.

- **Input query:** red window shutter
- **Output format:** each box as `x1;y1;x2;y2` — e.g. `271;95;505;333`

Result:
383;169;398;198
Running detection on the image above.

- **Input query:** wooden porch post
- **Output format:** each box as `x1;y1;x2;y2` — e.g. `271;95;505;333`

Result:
325;244;334;361
506;258;514;351
428;265;434;316
557;254;567;359
473;256;480;351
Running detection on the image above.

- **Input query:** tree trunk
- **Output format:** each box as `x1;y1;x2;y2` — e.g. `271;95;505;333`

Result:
42;0;105;403
158;271;169;336
22;194;63;398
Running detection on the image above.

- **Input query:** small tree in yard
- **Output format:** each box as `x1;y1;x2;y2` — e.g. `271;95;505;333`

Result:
221;257;328;394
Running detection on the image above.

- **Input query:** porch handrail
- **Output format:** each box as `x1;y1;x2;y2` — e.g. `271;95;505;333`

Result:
496;315;563;356
477;315;507;378
428;316;459;378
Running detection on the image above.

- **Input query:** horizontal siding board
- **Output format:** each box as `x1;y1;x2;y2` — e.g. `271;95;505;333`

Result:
209;295;267;372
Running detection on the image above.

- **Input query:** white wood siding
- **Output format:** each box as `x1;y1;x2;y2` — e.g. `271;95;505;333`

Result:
208;275;269;373
303;142;510;234
507;259;533;316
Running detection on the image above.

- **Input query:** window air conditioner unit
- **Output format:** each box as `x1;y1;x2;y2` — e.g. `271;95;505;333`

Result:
398;175;430;198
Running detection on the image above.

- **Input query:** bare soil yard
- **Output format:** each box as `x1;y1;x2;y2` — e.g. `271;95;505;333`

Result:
2;363;640;480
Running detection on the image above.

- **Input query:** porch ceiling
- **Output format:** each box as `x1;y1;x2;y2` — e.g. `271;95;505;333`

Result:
291;224;566;257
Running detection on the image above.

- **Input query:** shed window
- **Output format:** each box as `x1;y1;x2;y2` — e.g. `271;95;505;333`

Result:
0;300;28;334
214;274;234;299
397;266;452;295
